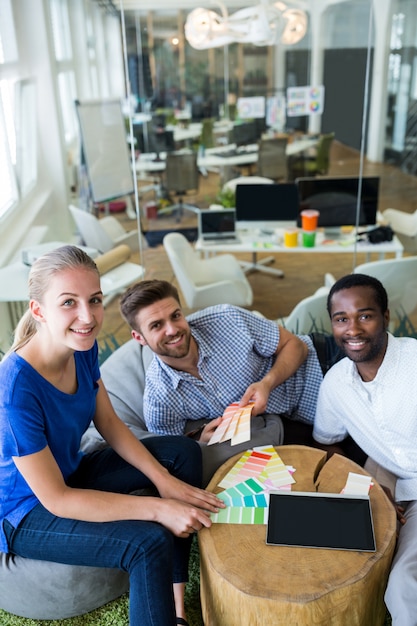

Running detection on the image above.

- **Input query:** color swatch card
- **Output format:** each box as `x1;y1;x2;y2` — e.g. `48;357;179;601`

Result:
210;506;268;525
218;446;295;490
211;447;296;525
218;448;271;488
216;477;269;508
207;402;254;446
211;476;269;524
342;472;373;496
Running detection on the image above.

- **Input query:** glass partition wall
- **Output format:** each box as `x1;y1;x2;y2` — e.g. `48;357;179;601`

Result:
115;0;417;338
121;0;417;167
122;2;378;228
2;0;414;343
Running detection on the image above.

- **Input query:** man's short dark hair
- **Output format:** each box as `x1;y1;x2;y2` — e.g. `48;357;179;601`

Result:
327;273;388;316
120;280;181;330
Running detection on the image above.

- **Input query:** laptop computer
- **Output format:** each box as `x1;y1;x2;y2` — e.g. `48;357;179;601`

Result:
198;208;240;244
266;491;376;552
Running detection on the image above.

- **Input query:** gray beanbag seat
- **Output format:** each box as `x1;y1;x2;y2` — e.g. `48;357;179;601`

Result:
0;552;128;619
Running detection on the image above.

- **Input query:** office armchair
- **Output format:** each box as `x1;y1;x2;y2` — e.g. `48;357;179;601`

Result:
257;137;288;181
222;175;274;194
163;232;253;309
276;288;332;335
200;118;215;150
381;207;417;252
382;207;417;237
160;152;200;221
69;205;142;254
288;132;335;180
353;256;417;333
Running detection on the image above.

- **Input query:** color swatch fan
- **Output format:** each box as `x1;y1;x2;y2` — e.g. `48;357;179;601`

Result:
207;402;254;446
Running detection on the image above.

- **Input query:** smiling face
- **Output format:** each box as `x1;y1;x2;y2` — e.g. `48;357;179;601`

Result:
329;285;389;377
31;267;104;352
131;296;192;362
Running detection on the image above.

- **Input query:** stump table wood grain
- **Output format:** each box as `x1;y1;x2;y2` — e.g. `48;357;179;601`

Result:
199;445;396;626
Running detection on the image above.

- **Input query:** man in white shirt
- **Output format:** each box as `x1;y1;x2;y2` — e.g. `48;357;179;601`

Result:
313;272;417;626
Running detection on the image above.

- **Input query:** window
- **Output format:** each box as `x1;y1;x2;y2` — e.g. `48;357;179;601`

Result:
15;80;37;195
49;0;72;61
57;70;77;143
0;96;18;218
0;0;19;218
0;0;18;63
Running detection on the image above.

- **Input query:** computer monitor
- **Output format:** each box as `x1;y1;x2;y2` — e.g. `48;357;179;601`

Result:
235;183;299;230
296;176;380;232
232;121;259;147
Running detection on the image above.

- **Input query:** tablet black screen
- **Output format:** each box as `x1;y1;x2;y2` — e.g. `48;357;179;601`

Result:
266;492;375;552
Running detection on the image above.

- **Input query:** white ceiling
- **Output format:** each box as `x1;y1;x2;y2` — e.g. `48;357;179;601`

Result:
113;1;258;12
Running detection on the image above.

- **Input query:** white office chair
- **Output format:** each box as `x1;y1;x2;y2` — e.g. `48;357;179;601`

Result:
222;176;274;194
381;207;417;237
69;205;142;255
381;207;417;252
354;256;417;332
276;288;332;335
163;232;253;309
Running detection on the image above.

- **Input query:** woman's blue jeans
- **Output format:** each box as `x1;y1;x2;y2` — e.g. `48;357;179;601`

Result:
4;435;202;626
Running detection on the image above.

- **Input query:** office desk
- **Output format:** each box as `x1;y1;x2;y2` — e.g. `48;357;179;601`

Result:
196;230;404;277
199;138;318;170
135;154;166;176
135;138;319;177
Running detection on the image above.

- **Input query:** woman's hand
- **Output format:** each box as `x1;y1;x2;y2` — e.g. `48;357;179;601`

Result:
155;498;218;538
156;472;225;514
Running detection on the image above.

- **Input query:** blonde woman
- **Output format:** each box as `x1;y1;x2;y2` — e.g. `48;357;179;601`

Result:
0;245;223;626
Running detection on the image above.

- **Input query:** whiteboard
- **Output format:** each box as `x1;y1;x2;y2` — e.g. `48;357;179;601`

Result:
75;99;134;203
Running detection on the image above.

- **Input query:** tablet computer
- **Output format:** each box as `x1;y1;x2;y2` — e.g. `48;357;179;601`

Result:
266;491;376;552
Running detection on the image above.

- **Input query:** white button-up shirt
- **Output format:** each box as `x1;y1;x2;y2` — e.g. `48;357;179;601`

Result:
314;333;417;501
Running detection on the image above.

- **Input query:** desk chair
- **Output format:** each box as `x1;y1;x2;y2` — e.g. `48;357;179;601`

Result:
69;205;142;254
200;118;215;150
382;207;417;253
160;152;200;222
382;207;417;237
222;176;274;194
257;137;288;181
163;232;253;309
276;288;332;334
353;256;417;333
288;132;335;180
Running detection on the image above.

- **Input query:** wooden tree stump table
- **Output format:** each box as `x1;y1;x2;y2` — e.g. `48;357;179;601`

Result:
199;445;396;626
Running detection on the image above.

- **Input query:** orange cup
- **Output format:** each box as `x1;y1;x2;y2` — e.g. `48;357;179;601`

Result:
301;209;320;231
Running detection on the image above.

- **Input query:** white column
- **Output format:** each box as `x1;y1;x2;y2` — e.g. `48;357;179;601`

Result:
366;0;393;162
307;5;326;135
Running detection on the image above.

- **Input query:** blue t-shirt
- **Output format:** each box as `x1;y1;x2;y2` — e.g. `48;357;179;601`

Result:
0;344;100;553
143;305;323;435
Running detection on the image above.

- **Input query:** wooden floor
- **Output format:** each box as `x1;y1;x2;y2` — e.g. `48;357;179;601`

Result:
98;141;417;348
